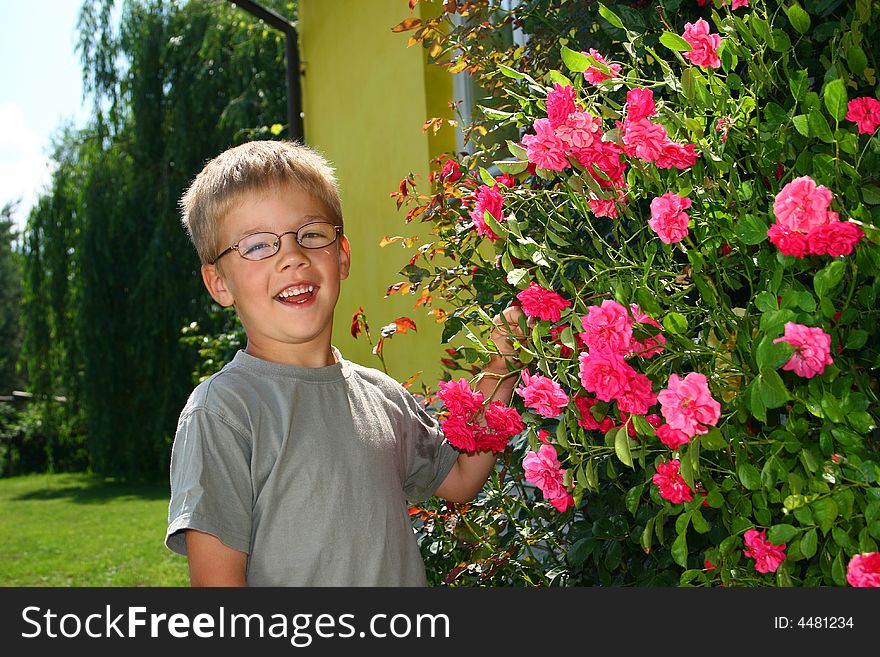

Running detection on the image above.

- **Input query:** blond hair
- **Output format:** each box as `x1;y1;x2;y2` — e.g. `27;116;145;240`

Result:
180;140;343;264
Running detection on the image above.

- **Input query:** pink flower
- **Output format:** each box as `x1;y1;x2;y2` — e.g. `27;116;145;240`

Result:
773;176;835;233
468;184;505;241
588;192;626;218
656;424;691;450
578;351;635;402
523;444;570;505
522;118;570;171
652;459;693;504
629;304;666;358
583;49;621;85
482;401;525;452
807;221;864;257
720;0;749;8
743;528;787;574
516;370;569;418
773;322;833;378
574;139;627;188
495;173;516;188
622;118;669;162
441;415;479;452
655;141;700;170
440;159;462;182
845;97;880;134
438;378;484;415
516;282;572;322
574;395;612;432
616;371;657;416
682;18;721;69
546;83;578;129
649;192;692;244
579;300;633;354
626;88;657;122
556;111;600;149
846;552;880;587
768;223;811;258
657;372;721;437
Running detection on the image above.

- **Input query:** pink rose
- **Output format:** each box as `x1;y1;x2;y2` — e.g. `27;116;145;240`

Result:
438;378;484;415
556;111;600;149
583;49;621;85
522;118;570;171
441;415;479;452
652;458;693;504
622;118;669;162
588;191;626;218
656;424;691;450
629;304;666;358
682;18;721;69
655;141;700;170
625;88;657;121
845;97;880;135
578;351;635;402
773;176;835;233
657;372;721;437
546;83;578;129
616;371;657;416
743;528;787;574
516;370;570;418
773;322;833;378
468;184;505;241
579;300;633;354
807;221;864;257
440;159;462;182
482;401;525;452
523;444;569;501
846;552;880;587
516;282;572;322
574;395;608;431
574;139;627;188
768;223;811;258
649;192;692;244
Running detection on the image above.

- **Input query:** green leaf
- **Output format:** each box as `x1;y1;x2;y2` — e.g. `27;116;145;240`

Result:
811;497;839;535
755;291;779;312
862;185;880;205
597;2;625;29
800;528;818;558
671;531;689;568
748;380;767;422
786;3;811;34
478;167;496;187
701;428;726;451
507;140;527;160
625;484;645;516
660;31;693;52
808;110;834;143
641;517;655;553
691;509;709;534
789;69;809;101
497;64;524;79
846;46;868;75
506;268;529;288
823;79;848;121
792;114;810;137
494;160;528;175
662;312;688;335
560;45;592;73
813;260;846;299
756;335;794;370
735;214;768;245
614;426;633;468
737;462;763;490
758;368;791;408
555;414;570;449
635;287;663;316
768;523;799;544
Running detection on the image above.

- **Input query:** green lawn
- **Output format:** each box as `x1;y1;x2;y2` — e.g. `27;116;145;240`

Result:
0;473;190;586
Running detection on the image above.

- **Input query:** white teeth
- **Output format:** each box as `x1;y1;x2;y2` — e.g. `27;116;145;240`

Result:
278;285;315;298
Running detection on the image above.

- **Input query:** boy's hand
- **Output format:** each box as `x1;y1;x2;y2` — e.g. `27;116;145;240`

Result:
487;305;530;372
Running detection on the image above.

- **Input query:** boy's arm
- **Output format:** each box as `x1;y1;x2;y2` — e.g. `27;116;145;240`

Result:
433;306;525;503
185;529;248;587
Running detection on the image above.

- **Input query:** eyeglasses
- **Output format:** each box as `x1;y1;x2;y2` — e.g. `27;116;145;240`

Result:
210;222;342;264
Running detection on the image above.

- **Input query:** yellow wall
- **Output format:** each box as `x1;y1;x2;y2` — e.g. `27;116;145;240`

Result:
299;0;454;385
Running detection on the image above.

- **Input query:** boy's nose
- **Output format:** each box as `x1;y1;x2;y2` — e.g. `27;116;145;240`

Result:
275;233;310;269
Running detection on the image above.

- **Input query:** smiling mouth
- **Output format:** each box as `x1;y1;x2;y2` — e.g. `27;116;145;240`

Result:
276;284;317;305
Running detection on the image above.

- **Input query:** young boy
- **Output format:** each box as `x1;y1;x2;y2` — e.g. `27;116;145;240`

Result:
166;140;523;586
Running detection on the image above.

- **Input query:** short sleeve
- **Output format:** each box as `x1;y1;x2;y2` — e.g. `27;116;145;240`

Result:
399;389;459;502
165;407;253;555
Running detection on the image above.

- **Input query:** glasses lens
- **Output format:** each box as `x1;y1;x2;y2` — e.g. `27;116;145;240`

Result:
298;222;338;249
238;232;279;260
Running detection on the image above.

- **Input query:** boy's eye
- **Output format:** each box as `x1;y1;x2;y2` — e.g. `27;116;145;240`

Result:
240;235;274;256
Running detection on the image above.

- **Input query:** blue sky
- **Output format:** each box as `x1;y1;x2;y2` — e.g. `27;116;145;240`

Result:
0;0;90;233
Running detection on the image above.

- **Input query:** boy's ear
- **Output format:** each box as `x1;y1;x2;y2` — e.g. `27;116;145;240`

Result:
338;235;351;280
201;264;235;307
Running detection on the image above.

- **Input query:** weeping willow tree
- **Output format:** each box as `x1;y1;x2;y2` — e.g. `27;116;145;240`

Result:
20;0;294;479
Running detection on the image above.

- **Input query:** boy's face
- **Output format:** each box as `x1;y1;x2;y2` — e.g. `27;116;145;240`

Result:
200;184;350;366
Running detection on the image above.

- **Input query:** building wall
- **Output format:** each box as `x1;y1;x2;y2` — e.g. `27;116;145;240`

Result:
299;0;455;386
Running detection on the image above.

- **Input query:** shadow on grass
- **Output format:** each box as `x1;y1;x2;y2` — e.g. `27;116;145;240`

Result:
12;475;169;504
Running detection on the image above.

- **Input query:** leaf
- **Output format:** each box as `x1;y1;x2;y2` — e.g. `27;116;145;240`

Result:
811;497;839;535
478;167;497;187
671;531;689;568
507;140;527;160
560;45;592;73
662;312;688;335
823;79;848;121
756;334;794;370
641;517;655;553
497;64;524;79
846;46;868;75
735;214;768;245
494;160;529;175
625;484;644;516
390;17;422;32
660;31;693;52
786;3;811;34
614;426;634;468
758;368;791;409
813;260;846;298
597;2;625;29
768;523;799;544
737;462;763;490
792;114;810;137
800;528;818;558
808;109;834;143
506;268;529;288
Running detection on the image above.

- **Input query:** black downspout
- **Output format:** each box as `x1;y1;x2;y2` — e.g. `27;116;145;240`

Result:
227;0;304;143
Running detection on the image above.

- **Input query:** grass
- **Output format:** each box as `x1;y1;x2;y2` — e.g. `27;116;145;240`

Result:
0;473;190;586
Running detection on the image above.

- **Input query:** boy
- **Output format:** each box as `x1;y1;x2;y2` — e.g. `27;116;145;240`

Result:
166;140;523;586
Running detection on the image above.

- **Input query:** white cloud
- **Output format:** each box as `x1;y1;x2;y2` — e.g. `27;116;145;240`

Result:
0;102;54;234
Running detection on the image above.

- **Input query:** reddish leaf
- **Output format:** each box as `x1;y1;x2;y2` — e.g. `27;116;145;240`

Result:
409;0;418;10
350;307;366;339
391;17;422;32
394;317;417;333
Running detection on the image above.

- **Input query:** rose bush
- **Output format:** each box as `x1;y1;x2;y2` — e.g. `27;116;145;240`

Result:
393;0;880;586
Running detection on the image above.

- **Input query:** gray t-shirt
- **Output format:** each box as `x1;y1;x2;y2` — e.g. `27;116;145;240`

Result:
165;348;458;586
